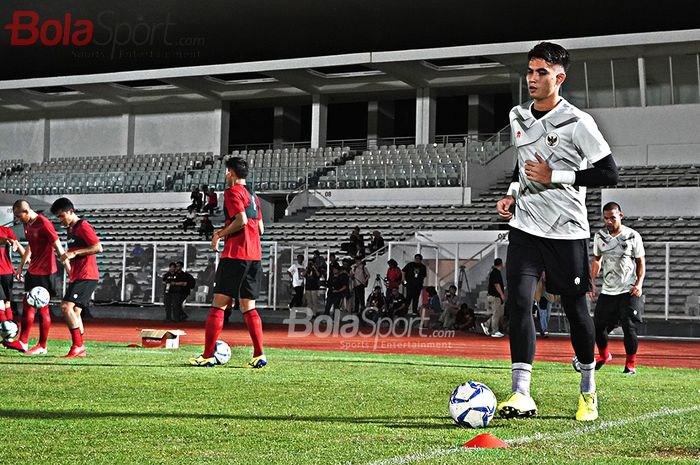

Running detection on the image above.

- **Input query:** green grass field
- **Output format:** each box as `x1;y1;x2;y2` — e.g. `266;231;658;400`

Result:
1;340;698;465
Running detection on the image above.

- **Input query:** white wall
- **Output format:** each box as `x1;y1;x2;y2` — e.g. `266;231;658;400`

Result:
133;105;222;154
0;104;224;162
288;187;468;213
601;187;700;217
35;192;192;210
50;114;128;158
414;230;507;246
0;206;13;226
0;118;44;163
588;104;700;166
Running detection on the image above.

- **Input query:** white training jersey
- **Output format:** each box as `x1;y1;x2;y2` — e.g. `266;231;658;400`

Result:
509;98;611;239
288;264;305;287
593;225;645;295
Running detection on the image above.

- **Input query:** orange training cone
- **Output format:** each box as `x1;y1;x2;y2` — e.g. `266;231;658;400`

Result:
462;433;509;448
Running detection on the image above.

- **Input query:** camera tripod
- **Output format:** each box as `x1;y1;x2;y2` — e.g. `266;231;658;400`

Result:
372;274;385;292
457;265;475;306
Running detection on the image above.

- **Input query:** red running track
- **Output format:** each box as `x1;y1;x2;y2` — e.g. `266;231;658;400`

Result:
23;318;700;369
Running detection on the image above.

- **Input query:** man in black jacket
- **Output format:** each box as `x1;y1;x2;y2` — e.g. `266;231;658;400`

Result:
402;254;427;314
163;261;195;322
162;262;178;322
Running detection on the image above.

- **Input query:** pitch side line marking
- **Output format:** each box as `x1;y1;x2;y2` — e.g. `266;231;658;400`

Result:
359;405;700;465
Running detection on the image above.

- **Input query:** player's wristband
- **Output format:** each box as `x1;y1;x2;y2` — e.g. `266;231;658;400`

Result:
551;170;576;185
506;182;520;198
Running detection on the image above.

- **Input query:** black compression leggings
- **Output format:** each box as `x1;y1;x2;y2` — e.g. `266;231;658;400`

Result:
561;294;595;365
595;315;639;356
507;274;595;365
506;274;538;364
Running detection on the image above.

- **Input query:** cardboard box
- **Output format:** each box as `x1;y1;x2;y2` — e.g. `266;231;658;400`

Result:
139;329;186;349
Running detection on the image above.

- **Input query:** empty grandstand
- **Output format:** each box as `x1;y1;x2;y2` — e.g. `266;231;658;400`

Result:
0;16;697;333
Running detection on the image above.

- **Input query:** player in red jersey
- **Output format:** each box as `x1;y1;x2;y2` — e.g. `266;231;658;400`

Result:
0;225;25;322
189;157;266;368
4;200;70;354
51;198;102;358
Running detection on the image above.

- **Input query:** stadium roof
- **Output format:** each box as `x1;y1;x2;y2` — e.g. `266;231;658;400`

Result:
0;0;698;115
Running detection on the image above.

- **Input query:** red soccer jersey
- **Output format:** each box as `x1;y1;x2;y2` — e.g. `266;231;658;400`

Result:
24;214;59;275
0;226;17;275
221;184;262;261
207;192;218;206
67;219;100;282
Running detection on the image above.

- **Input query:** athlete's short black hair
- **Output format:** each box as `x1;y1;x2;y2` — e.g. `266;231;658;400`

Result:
528;42;570;72
50;197;74;214
226;157;249;179
603;201;622;212
414;254;423;260
12;199;30;212
494;258;503;266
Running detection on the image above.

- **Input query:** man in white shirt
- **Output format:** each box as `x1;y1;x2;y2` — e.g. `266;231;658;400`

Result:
589;202;645;375
288;254;306;308
351;256;370;314
495;42;619;422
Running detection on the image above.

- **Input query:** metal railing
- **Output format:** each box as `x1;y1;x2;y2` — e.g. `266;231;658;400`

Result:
0;167;224;194
11;240;279;310
615;173;700;188
341;235;700;321
7;234;697;318
313;161;463;189
463;126;512;165
378;238;700;321
229;141;313;151
372;136;416;148
229;134;499;152
325;138;369;151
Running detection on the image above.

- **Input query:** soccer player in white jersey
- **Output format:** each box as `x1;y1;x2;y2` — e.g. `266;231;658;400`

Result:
496;42;619;421
589;202;645;374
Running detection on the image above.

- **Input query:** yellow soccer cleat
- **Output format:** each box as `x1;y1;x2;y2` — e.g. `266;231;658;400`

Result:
576;392;599;421
188;354;218;367
497;392;538;419
247;354;267;369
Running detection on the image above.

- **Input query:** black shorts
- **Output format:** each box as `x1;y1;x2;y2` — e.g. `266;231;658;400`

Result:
63;279;99;310
0;273;13;301
506;228;591;295
213;259;261;300
24;272;57;297
594;292;643;328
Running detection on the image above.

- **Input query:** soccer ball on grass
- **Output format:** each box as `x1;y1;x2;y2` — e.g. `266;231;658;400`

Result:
1;320;18;341
214;340;231;365
449;381;497;428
